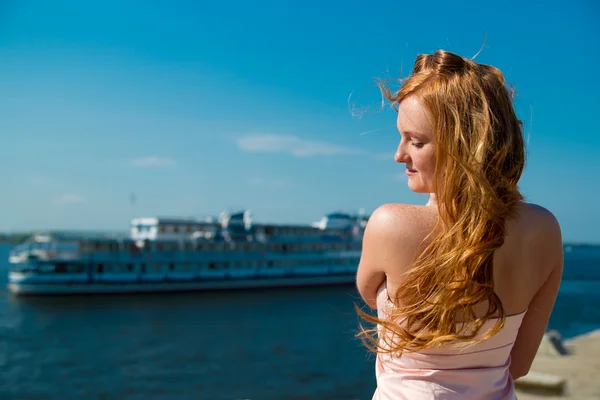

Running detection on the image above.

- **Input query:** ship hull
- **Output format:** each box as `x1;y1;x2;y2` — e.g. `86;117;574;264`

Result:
7;273;356;296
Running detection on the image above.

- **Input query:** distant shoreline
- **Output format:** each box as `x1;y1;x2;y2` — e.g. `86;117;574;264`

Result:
0;231;127;245
0;232;598;247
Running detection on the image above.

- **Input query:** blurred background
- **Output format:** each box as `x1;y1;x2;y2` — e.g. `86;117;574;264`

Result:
1;0;598;399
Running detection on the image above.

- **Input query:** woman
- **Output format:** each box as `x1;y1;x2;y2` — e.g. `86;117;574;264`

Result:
356;50;563;399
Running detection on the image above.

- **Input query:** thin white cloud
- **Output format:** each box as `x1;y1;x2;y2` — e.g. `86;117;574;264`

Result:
57;193;84;205
358;128;383;136
131;156;176;168
247;177;292;187
236;134;362;158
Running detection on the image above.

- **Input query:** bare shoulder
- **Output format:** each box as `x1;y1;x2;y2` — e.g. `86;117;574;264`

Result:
510;202;563;277
517;202;560;225
515;202;562;246
356;204;426;307
364;203;437;258
367;203;436;236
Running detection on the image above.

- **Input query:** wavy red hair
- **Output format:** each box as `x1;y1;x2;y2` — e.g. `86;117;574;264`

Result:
357;50;525;353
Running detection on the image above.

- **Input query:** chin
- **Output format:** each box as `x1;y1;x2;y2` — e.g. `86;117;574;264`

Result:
407;179;432;194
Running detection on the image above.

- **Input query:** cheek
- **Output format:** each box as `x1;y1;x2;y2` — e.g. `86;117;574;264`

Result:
418;152;436;180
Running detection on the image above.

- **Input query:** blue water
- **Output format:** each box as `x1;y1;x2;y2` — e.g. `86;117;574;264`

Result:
0;244;599;399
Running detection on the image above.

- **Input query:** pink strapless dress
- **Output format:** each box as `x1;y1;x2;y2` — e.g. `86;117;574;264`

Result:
372;283;526;400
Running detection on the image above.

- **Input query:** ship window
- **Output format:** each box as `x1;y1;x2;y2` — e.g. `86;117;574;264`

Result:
68;263;82;273
208;262;216;270
55;263;68;273
96;263;104;273
140;263;146;273
169;263;175;271
236;262;242;268
173;226;179;233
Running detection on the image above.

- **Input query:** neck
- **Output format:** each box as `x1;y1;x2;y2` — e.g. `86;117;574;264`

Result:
426;193;438;207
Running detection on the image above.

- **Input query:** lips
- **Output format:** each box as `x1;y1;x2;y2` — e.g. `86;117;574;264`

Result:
406;167;417;174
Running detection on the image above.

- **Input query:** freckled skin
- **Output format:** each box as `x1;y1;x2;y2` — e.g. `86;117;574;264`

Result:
394;96;436;194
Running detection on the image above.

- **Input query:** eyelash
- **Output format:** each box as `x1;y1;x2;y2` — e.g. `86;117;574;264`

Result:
400;134;424;149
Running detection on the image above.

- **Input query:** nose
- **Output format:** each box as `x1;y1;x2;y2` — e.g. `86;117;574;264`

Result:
394;141;409;163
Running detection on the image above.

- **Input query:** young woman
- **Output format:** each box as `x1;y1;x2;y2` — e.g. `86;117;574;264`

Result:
356;50;563;399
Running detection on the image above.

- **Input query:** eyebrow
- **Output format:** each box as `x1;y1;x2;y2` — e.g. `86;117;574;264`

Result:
400;130;427;140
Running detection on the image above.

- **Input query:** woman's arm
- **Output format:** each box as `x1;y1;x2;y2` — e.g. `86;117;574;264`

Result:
509;213;563;380
356;204;414;309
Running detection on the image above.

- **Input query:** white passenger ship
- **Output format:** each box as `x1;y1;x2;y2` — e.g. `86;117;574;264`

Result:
7;210;368;295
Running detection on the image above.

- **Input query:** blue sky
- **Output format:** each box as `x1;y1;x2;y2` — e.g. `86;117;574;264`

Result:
0;0;598;243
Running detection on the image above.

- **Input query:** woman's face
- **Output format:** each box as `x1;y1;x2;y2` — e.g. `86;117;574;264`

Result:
394;96;436;194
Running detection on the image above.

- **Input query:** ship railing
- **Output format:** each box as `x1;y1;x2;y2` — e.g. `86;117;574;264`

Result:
51;251;81;260
9;247;81;262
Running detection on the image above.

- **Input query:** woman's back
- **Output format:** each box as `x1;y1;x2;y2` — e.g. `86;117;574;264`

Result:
364;202;562;399
382;202;561;319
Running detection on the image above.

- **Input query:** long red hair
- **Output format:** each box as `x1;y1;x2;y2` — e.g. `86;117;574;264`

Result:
357;50;525;353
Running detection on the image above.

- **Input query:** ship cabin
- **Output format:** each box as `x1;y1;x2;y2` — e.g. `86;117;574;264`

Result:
8;209;368;283
130;217;221;242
